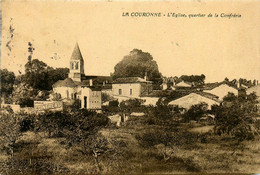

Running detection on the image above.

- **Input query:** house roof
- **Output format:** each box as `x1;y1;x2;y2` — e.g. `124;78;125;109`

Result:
53;78;77;88
113;77;152;84
71;43;84;61
195;91;221;102
168;92;221;109
203;81;238;91
175;81;192;87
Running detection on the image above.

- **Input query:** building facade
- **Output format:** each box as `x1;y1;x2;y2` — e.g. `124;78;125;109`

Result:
112;77;153;98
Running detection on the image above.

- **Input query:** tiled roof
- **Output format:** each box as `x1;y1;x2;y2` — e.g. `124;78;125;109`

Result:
195;91;221;102
113;77;152;84
71;43;83;61
53;78;77;88
203;81;238;90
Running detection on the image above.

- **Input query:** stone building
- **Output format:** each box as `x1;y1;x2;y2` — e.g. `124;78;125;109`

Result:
112;77;153;98
53;43;109;110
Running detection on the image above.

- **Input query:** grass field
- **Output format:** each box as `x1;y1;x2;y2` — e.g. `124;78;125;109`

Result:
0;119;259;174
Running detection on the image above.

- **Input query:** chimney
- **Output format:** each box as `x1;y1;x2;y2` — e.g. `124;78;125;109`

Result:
237;81;240;89
144;72;148;81
89;79;93;86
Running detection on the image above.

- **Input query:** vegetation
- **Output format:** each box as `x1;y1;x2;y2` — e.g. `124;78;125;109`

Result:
0;45;259;174
113;49;162;88
0;69;15;97
213;92;259;142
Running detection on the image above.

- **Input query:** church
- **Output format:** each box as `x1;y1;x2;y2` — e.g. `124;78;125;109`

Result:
52;43;111;110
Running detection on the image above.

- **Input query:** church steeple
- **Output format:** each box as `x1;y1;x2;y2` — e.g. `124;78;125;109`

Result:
68;43;85;82
71;43;84;61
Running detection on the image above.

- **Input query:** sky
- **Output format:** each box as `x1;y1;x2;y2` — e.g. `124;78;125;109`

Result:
1;0;260;83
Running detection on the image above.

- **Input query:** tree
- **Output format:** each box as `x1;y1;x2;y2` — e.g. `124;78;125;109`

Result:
12;82;35;107
0;69;16;97
113;49;162;87
85;133;109;173
45;67;69;90
183;102;208;122
0;112;22;157
24;59;48;91
23;59;69;92
179;74;206;84
213;92;259;142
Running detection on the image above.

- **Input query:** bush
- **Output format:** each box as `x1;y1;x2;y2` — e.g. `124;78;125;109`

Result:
183;102;208;122
213;93;259;142
109;100;119;107
20;116;35;132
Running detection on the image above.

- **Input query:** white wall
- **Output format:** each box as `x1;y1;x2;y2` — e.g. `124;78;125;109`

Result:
112;83;141;98
81;87;101;109
53;86;77;100
169;93;220;110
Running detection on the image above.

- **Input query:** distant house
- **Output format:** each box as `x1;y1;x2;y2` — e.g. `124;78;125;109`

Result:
52;43;107;110
112;77;153;98
174;81;192;88
246;84;260;110
203;82;238;100
168;92;221;110
246;84;260;97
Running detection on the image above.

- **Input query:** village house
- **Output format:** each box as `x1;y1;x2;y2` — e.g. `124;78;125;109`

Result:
246;84;260;111
111;76;162;105
52;43;110;110
168;92;221;110
174;81;193;88
112;76;153;98
203;82;238;100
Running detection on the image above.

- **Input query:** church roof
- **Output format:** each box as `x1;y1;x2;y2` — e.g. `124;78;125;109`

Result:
71;43;84;61
53;78;77;88
113;77;152;84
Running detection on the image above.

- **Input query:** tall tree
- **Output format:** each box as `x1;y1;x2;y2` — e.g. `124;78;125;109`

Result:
23;59;69;91
0;69;16;96
24;59;48;91
213;92;259;142
113;49;162;86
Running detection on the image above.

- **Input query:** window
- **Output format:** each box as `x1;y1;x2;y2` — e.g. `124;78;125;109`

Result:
66;90;69;98
119;89;122;95
75;62;79;70
130;89;132;95
71;62;74;69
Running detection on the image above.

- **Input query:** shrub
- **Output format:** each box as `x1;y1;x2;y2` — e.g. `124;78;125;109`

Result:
183;102;208;122
109;100;119;107
213;92;259;142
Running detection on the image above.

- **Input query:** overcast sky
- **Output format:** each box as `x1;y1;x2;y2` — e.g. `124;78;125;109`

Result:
1;1;259;83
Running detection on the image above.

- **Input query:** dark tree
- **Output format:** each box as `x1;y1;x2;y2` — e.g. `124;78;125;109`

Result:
113;49;162;86
0;69;16;96
179;74;206;84
24;59;48;91
23;59;69;92
213;92;259;142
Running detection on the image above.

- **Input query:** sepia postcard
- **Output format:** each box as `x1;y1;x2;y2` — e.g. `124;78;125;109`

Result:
0;0;259;174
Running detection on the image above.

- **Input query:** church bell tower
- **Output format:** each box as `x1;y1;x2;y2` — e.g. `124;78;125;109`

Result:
68;43;85;82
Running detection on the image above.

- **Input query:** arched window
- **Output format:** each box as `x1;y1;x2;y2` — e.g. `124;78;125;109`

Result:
75;62;79;70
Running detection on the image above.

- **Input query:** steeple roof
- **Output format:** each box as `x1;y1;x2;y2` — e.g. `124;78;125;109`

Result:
70;43;84;61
